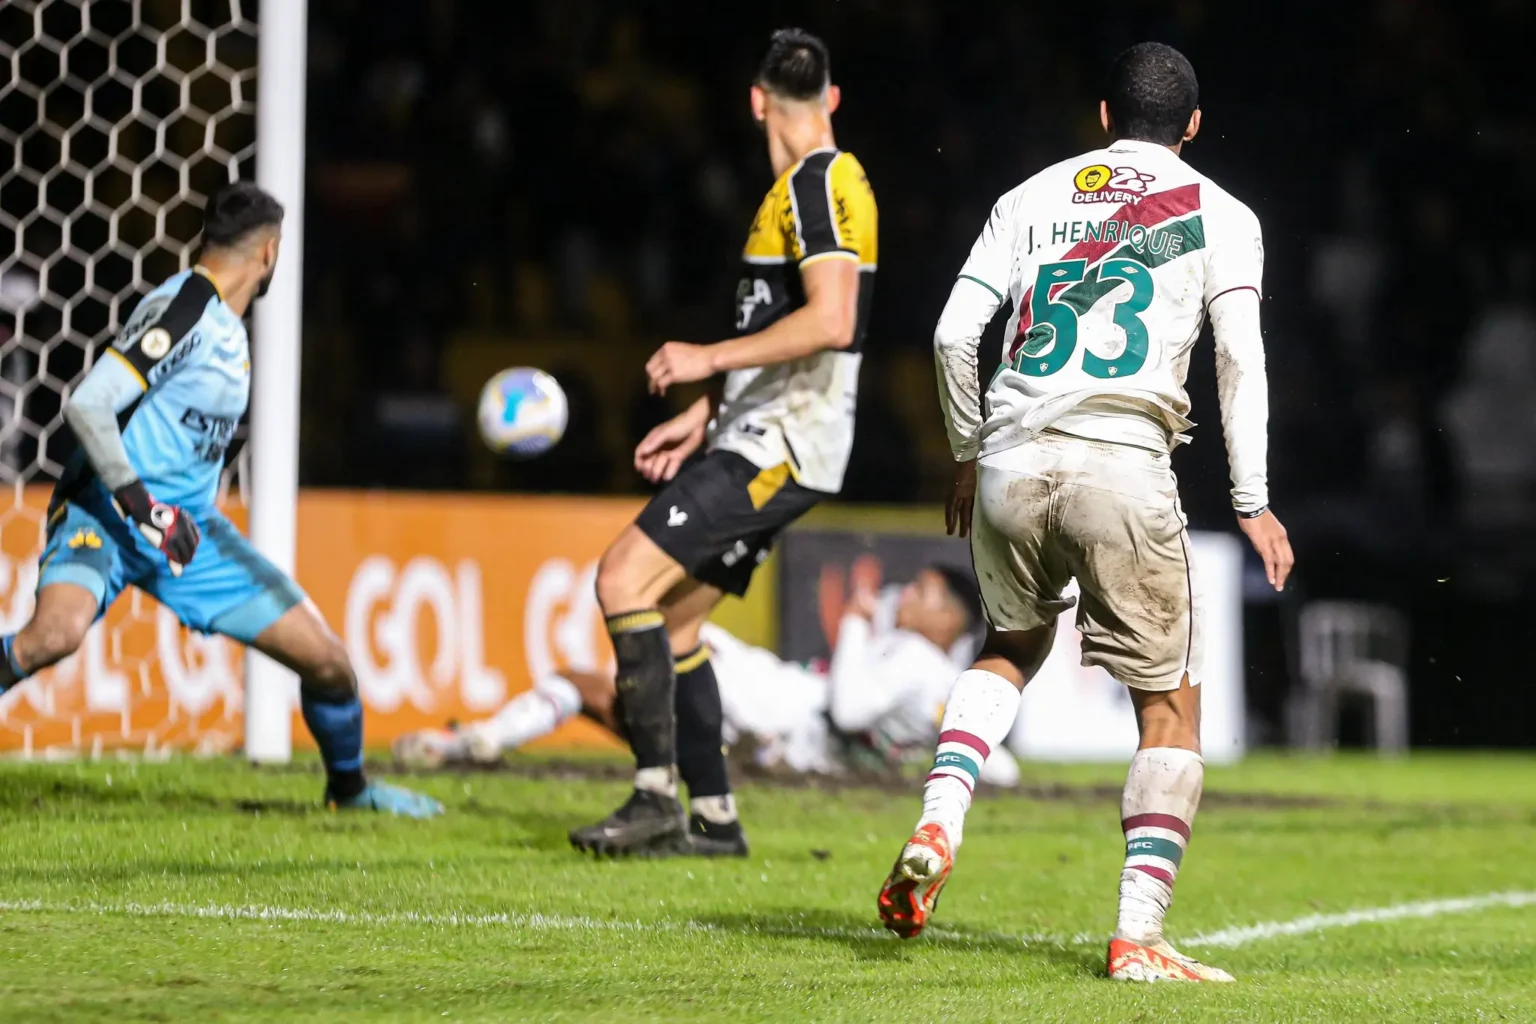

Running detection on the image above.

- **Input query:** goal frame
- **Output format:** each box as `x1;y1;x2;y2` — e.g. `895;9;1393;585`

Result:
244;0;308;764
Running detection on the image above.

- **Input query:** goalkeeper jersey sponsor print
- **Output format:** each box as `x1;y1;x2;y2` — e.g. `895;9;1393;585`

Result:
712;148;877;494
946;138;1263;458
53;268;249;515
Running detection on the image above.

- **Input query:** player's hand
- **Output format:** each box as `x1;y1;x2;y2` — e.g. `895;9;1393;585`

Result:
846;555;882;619
112;480;200;577
646;341;716;395
634;398;709;483
946;459;978;538
1237;508;1293;592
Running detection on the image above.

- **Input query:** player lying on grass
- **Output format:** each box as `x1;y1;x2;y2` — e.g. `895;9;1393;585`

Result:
565;29;878;857
0;182;439;818
394;565;1019;849
876;43;1294;982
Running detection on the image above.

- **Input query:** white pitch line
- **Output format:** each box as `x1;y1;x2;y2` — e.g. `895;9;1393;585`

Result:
0;897;630;932
1186;890;1536;948
0;898;1068;949
6;890;1533;952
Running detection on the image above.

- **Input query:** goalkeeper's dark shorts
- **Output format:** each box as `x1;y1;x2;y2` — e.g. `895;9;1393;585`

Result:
635;449;824;597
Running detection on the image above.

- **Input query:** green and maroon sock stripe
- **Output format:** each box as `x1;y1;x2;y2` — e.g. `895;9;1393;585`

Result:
1121;813;1191;840
1122;812;1190;886
927;729;990;794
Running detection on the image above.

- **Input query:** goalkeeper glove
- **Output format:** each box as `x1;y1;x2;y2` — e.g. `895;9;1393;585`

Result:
112;480;200;577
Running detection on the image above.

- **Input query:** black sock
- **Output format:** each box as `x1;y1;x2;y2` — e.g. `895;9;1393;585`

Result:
301;684;368;802
675;644;733;807
607;610;677;780
326;768;367;802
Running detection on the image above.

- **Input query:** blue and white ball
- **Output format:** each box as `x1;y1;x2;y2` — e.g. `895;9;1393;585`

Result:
476;367;568;457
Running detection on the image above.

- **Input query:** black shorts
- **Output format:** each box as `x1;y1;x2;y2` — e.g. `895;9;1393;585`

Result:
635;450;824;597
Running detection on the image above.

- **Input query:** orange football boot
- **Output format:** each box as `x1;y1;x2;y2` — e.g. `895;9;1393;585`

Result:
1106;937;1235;982
877;822;954;938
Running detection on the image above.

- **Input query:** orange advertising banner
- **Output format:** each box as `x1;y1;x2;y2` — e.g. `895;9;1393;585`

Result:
0;489;659;756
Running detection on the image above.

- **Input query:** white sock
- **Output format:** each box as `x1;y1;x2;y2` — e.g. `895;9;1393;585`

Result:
916;669;1021;849
469;675;582;752
1116;746;1204;944
692;793;736;824
634;765;678;797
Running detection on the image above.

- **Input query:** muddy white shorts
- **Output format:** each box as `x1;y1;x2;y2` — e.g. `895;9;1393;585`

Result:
972;432;1203;692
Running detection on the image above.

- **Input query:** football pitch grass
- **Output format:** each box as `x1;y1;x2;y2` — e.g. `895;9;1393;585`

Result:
1;754;1533;1021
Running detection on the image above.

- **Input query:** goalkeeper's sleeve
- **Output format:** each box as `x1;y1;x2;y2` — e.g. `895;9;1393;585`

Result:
62;354;144;490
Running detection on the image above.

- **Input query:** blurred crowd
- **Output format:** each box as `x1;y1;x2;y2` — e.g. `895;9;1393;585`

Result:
3;0;1534;741
301;1;1536;576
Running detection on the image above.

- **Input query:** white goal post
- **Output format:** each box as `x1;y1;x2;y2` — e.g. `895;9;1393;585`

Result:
245;0;308;764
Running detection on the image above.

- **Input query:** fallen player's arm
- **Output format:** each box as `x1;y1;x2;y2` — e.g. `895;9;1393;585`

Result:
708;255;860;372
1208;287;1269;516
827;613;904;733
934;196;1015;461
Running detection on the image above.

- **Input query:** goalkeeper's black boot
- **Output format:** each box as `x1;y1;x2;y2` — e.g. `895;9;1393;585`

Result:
569;789;688;857
687;813;749;858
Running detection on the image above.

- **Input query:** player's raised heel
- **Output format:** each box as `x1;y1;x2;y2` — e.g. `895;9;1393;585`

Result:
569;789;689;857
1106;937;1235;982
877;822;953;938
327;780;445;819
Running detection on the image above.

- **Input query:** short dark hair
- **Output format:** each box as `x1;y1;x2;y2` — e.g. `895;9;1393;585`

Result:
757;28;830;101
931;565;985;634
201;181;284;250
1105;42;1199;147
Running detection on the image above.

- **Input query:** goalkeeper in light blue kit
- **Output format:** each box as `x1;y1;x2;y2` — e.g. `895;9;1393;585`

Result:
0;182;440;817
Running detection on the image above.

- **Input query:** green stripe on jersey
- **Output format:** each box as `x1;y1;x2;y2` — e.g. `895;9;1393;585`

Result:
959;274;1004;302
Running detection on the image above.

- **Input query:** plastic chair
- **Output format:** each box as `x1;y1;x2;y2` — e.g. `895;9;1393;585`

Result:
1287;601;1410;753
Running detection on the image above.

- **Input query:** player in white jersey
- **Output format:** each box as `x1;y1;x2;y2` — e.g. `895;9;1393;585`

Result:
393;568;1020;820
876;43;1294;983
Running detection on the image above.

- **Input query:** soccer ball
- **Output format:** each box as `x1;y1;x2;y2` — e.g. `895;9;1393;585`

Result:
476;367;568;457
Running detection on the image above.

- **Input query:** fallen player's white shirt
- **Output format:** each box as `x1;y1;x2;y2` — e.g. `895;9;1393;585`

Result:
702;612;1020;785
396;589;1020;786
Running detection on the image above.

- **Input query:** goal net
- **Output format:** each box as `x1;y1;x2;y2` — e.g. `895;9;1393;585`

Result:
0;0;256;757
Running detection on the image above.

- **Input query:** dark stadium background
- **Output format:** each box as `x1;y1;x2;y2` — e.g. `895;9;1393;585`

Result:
296;0;1536;750
8;0;1534;748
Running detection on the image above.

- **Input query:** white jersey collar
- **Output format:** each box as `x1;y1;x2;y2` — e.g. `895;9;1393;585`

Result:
1107;138;1179;157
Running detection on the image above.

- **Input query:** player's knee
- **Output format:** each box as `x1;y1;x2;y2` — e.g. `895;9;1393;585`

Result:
302;641;357;701
22;611;92;669
978;623;1056;683
596;533;646;612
